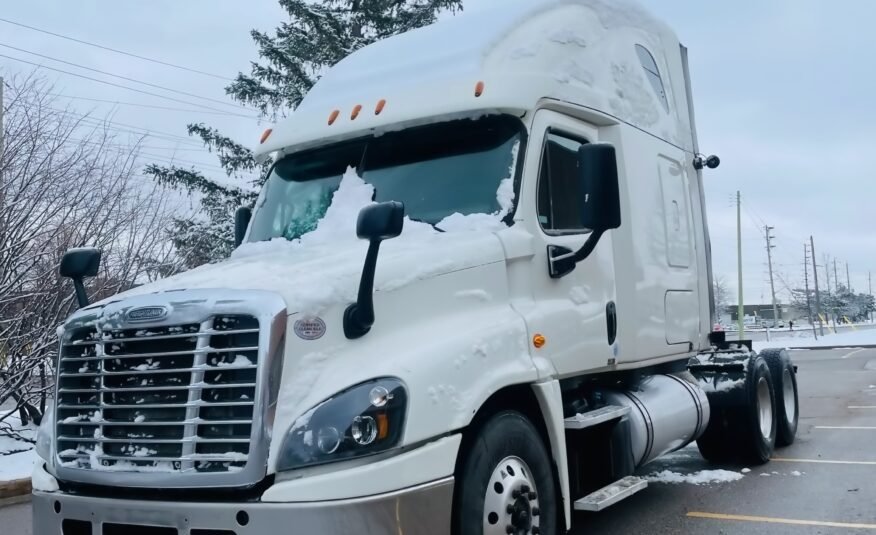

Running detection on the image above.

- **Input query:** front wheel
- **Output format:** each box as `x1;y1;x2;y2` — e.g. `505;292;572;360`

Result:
453;411;558;535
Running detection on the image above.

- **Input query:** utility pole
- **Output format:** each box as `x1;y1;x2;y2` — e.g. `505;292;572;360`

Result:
804;243;817;339
846;262;851;292
737;191;744;338
870;271;873;323
811;236;824;336
765;225;779;323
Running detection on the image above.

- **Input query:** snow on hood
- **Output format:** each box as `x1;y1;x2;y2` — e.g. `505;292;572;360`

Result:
106;168;511;315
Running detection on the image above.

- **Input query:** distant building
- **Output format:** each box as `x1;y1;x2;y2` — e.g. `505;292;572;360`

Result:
723;304;802;322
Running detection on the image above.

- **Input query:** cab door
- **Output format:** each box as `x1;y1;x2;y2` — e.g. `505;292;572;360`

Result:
515;109;619;377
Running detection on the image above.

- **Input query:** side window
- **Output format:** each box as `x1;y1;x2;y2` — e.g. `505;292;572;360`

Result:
537;132;589;234
635;44;669;113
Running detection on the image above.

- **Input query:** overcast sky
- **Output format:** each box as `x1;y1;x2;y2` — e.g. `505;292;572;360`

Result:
2;1;874;305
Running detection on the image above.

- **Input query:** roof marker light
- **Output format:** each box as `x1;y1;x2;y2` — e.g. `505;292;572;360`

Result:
375;99;387;115
351;104;363;120
475;81;485;97
533;334;546;349
328;109;340;125
259;128;273;144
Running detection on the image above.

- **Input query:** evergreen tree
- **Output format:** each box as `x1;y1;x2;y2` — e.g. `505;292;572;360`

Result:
146;0;463;268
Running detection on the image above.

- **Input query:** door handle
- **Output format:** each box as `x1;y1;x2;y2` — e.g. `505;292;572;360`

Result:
606;301;617;345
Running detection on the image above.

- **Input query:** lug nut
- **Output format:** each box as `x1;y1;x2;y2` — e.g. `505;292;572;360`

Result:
532;527;541;534
529;491;538;500
532;507;540;517
507;504;515;514
512;489;521;499
506;526;514;534
521;485;531;493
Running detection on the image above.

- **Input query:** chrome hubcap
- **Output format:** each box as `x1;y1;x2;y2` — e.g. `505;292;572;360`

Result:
782;368;797;424
757;376;773;439
483;456;541;535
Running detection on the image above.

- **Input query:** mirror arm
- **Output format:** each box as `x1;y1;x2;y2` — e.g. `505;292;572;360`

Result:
72;278;90;308
571;229;605;263
344;240;381;339
548;229;606;279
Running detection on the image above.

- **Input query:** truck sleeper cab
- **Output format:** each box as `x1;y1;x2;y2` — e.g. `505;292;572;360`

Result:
32;1;799;534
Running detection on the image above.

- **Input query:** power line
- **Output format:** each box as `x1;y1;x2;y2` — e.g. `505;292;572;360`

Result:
51;93;254;117
45;105;207;147
0;53;243;115
0;43;252;114
0;16;230;81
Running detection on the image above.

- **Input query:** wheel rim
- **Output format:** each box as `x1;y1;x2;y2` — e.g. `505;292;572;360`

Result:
757;376;773;439
483;456;541;535
782;368;797;424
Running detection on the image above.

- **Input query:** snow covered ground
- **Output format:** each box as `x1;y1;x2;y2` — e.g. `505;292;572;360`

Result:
752;326;876;352
0;410;37;483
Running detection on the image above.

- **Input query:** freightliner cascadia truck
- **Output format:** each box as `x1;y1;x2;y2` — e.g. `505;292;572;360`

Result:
32;1;799;533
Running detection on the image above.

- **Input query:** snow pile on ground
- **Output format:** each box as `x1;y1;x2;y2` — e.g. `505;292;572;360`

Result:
646;469;744;485
0;412;38;483
753;327;876;351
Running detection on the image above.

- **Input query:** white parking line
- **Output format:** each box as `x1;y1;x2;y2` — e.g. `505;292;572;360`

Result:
688;512;876;529
814;426;876;430
841;348;867;359
849;406;876;409
772;457;876;465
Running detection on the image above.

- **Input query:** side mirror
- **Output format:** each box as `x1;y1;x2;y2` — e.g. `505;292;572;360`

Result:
60;248;102;308
234;206;252;248
548;144;621;278
344;202;405;339
356;201;404;241
578;144;621;232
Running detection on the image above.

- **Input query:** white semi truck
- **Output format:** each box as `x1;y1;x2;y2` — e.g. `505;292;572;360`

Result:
33;1;799;534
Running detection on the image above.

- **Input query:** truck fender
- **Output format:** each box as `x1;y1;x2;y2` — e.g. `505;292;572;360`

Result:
531;380;571;530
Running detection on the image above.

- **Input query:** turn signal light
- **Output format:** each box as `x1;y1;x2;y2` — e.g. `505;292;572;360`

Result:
376;413;389;440
259;128;273;144
328;109;340;125
533;334;546;349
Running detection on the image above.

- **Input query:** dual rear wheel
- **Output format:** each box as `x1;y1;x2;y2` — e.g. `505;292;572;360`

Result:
697;349;798;464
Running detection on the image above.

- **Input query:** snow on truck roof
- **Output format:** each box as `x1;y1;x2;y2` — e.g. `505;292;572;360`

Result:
255;0;694;161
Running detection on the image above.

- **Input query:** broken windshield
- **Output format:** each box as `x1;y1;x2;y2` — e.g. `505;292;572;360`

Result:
247;115;523;243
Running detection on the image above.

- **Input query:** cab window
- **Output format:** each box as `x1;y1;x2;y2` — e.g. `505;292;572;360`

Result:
537;132;590;234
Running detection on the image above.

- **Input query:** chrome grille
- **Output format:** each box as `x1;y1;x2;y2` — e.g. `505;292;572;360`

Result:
56;315;260;473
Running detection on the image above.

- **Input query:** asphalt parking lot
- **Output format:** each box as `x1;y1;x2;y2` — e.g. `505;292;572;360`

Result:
573;347;876;534
3;347;874;534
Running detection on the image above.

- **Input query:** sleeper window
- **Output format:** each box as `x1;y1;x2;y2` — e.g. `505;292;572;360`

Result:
635;44;670;113
537;132;589;234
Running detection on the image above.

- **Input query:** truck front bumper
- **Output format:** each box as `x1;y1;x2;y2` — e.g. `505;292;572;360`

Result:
33;476;453;535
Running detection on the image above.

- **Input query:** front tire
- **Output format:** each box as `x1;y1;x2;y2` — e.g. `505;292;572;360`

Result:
453;411;558;535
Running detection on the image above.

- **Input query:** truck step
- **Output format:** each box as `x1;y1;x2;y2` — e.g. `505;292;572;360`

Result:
564;405;630;430
573;476;648;512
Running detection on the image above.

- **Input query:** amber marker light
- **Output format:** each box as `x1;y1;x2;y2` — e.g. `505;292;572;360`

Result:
351;104;363;120
533;334;546;349
474;81;485;97
328;109;340;125
375;99;387;115
259;128;273;144
376;413;389;440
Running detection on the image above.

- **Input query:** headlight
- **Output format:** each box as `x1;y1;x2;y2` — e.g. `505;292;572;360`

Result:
36;403;54;462
277;378;407;472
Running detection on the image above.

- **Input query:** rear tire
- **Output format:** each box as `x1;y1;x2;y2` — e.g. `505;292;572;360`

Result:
759;348;799;447
737;356;777;463
697;356;777;465
453;411;558;535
